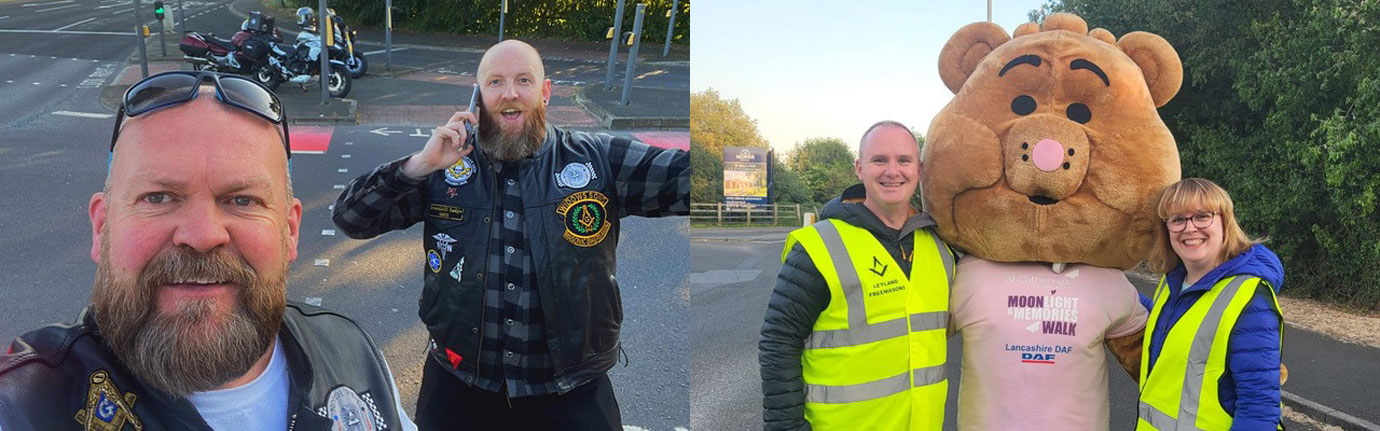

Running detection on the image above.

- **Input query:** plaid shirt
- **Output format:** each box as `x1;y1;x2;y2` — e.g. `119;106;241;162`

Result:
332;128;689;397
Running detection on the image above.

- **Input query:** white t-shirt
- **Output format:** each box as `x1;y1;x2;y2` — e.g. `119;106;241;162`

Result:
0;338;419;431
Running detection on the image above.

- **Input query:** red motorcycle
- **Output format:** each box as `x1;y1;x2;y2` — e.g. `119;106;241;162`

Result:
179;12;279;86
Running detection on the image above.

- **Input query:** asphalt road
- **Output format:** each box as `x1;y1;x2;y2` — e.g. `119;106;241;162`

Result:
689;230;1354;431
0;3;691;427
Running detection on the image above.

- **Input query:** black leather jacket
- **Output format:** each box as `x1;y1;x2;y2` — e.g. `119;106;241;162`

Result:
0;302;405;431
332;125;690;393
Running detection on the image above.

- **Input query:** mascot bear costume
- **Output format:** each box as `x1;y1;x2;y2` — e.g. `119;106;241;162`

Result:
923;13;1182;430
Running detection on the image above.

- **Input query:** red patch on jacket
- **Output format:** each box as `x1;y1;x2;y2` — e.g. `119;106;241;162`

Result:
445;348;463;369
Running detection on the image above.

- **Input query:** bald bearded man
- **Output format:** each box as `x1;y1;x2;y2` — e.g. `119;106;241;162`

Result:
333;40;689;430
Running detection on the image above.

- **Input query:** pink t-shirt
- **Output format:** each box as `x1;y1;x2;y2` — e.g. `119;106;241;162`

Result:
950;256;1147;431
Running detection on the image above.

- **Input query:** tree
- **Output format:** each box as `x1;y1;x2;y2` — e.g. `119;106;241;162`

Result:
1031;0;1380;308
771;157;812;205
787;138;857;204
691;89;769;204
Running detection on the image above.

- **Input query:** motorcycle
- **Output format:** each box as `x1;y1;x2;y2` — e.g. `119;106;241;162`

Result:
178;12;279;86
256;11;352;98
326;11;367;79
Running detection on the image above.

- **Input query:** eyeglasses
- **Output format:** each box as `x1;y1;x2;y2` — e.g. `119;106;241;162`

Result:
1165;211;1216;232
109;71;290;158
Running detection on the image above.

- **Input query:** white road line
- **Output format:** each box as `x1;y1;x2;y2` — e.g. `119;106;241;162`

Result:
0;16;10;20
0;29;133;36
291;150;325;155
34;3;81;13
110;7;132;14
361;47;407;56
52;111;114;119
52;17;95;31
21;0;73;6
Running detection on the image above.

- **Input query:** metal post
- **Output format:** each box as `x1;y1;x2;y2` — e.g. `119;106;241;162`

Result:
134;0;147;77
619;3;644;105
987;0;992;22
158;19;167;56
604;0;625;90
176;0;185;35
385;0;393;73
497;0;506;42
319;0;330;105
662;0;677;57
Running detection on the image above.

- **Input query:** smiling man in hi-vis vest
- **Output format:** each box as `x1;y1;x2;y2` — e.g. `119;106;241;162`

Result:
760;121;956;431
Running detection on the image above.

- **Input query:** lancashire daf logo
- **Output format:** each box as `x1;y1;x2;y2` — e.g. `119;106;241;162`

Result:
736;149;755;161
868;256;888;276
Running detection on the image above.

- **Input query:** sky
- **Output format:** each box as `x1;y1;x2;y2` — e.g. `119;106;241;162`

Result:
691;0;1051;155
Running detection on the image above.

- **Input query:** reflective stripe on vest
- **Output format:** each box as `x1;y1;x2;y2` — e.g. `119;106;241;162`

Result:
1137;275;1282;431
787;219;952;430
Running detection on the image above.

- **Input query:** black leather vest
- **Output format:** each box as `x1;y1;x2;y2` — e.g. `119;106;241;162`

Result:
0;302;404;431
419;126;626;393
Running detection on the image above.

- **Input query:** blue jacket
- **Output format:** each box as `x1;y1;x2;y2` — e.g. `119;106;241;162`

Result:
1139;244;1284;430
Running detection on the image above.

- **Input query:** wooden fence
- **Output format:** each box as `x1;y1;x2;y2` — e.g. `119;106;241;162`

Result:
689;203;815;227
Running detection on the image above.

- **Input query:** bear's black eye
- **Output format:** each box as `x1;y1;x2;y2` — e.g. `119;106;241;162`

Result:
1066;103;1091;124
1011;95;1036;116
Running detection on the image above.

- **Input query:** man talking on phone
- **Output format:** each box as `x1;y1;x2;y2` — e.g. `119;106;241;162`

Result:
332;39;689;430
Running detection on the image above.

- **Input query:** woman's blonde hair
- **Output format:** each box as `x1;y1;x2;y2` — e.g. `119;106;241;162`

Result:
1146;178;1261;273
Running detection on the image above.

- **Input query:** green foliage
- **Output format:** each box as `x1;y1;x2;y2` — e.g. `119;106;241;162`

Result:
787;137;857;204
771;157;813;204
293;0;689;43
690;142;723;204
1036;0;1380;308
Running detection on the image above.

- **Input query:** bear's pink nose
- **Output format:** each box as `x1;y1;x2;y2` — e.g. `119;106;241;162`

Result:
1031;138;1066;172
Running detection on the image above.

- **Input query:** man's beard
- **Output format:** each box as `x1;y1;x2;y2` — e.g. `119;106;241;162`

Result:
92;235;287;397
478;98;547;161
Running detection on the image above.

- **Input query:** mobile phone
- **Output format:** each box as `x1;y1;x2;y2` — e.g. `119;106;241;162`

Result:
462;83;479;150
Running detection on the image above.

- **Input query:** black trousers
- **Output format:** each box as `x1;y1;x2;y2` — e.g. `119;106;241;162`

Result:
414;356;622;431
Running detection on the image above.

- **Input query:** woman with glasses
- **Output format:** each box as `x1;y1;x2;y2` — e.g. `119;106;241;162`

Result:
1136;178;1285;430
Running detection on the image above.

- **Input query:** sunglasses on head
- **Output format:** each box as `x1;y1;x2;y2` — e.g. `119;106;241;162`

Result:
109;71;290;158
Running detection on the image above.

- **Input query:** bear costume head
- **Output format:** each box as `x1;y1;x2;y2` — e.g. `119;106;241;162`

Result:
922;13;1183;270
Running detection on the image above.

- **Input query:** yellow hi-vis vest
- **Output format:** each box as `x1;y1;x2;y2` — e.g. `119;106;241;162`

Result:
1137;275;1283;431
783;219;954;431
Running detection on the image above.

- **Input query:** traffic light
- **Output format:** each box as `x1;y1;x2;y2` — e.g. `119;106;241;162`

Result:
153;1;164;19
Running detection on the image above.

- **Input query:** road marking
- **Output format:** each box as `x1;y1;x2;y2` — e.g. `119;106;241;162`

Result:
304;297;322;306
333;184;346;189
341;154;351;158
52;111;113;119
0;29;134;36
79;62;117;88
53;17;95;31
34;3;81;13
361;47;407;56
110;7;132;14
337;168;348;173
0;16;9;20
369;127;401;136
22;0;73;6
410;128;428;137
314;259;329;267
321;229;336;236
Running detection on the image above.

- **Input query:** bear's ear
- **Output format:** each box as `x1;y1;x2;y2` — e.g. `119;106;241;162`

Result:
939;22;1010;94
1118;31;1183;107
